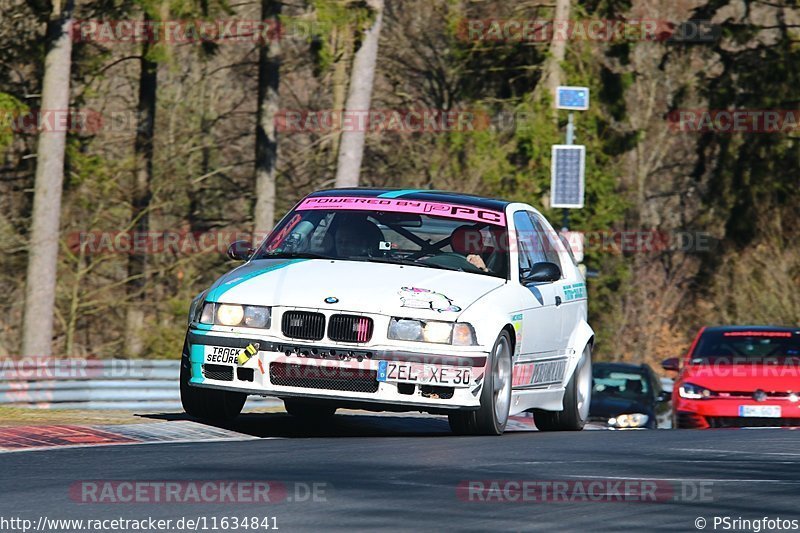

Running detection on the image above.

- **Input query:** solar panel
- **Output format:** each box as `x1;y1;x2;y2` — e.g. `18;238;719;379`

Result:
550;145;585;208
556;86;590;110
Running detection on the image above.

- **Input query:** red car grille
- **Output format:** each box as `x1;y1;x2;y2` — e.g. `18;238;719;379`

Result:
718;391;795;399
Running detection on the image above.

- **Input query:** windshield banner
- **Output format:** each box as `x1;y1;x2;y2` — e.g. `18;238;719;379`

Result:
297;196;506;225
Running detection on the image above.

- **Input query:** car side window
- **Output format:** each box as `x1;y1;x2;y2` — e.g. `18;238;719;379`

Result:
513;211;547;281
529;213;562;270
648;367;663;399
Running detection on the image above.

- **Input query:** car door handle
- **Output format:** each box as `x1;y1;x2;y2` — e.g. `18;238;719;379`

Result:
555;296;562;306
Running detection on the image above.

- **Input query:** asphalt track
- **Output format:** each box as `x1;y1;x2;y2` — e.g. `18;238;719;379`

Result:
1;412;799;532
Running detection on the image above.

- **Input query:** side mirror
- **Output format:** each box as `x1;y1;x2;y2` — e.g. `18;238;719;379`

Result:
657;391;671;403
521;262;561;284
227;240;253;261
661;357;680;372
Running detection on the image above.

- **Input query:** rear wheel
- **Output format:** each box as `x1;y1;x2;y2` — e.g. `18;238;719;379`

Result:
448;331;512;436
180;341;247;422
284;399;337;420
533;343;592;431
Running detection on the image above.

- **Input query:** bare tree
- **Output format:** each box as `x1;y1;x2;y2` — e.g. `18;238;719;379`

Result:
21;0;75;357
253;0;283;236
125;11;158;357
542;0;570;102
334;0;384;188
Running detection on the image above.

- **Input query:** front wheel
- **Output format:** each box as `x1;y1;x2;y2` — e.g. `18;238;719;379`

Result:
533;343;592;431
180;344;246;423
448;331;513;436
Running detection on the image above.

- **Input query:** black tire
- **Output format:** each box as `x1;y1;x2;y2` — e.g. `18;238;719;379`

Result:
284;399;337;420
533;344;592;431
448;331;513;436
180;341;247;423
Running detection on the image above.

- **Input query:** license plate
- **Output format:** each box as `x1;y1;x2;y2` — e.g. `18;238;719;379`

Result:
739;405;781;418
377;361;472;388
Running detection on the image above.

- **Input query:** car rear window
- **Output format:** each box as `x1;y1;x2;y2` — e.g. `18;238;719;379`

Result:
592;369;649;398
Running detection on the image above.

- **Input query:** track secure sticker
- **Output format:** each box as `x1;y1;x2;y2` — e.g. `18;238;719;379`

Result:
206;347;240;365
205;343;259;366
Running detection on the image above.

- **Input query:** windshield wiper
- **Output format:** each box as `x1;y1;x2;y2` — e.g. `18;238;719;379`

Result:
359;256;464;272
259;251;333;260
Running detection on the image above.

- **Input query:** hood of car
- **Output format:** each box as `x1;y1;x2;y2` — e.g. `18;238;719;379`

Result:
205;258;505;319
680;363;800;392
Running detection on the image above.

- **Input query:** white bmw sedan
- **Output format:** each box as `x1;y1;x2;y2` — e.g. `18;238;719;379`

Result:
181;188;594;435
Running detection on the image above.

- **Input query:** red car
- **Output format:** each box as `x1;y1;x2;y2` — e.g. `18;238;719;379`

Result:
663;325;800;428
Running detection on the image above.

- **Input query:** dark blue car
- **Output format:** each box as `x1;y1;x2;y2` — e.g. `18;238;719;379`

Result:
589;362;671;429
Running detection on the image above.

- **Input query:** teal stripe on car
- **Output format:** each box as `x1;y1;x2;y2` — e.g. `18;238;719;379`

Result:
206;259;306;302
378;189;427;198
188;323;212;383
189;344;205;384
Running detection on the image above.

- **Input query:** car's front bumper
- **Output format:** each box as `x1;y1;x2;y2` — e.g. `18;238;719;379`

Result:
674;397;800;428
184;327;490;411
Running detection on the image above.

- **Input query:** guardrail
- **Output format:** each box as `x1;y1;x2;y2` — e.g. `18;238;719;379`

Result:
0;359;279;410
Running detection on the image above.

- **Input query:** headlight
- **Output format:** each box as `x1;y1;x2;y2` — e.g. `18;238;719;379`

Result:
388;319;424;341
217;304;244;326
198;303;271;329
679;382;715;399
387;318;477;345
452;323;478;346
608;413;649;428
424;321;453;343
243;306;270;328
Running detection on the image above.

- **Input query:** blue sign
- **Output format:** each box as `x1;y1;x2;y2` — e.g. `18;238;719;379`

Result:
556;86;590;111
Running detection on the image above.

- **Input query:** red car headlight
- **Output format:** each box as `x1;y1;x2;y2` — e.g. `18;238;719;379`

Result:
679;382;717;399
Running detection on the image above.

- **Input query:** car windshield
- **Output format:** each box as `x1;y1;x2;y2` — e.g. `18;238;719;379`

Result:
691;330;800;363
253;198;509;278
592;369;649;400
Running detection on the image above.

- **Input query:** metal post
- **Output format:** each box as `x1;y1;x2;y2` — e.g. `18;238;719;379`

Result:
566;112;575;145
562;112;575;231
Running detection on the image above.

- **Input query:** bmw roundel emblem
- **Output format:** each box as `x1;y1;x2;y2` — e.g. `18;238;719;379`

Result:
324;297;339;304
